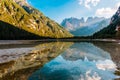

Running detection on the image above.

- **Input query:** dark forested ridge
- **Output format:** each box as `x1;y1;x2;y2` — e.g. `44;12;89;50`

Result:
93;7;120;39
92;23;117;39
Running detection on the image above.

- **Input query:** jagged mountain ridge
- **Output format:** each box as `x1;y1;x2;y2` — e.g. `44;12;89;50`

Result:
61;17;110;36
0;0;73;39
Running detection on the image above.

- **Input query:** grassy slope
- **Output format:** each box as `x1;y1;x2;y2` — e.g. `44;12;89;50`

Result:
0;0;73;39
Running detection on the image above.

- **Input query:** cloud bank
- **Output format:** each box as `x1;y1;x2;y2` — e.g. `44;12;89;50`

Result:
95;2;120;18
78;0;100;9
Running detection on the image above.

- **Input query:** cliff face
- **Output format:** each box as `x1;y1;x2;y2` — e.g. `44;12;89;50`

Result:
61;17;109;36
0;0;73;39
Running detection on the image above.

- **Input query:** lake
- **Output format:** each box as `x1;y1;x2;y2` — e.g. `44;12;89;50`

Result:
0;40;120;80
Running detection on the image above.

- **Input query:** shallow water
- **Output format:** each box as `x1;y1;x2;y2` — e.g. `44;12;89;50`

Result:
0;41;120;80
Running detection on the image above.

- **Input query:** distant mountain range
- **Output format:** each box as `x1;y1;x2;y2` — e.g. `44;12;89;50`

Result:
93;6;120;39
0;0;72;39
61;17;110;36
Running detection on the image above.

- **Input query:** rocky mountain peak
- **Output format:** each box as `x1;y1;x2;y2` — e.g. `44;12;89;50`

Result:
13;0;33;13
61;16;109;36
86;17;93;22
14;0;29;6
61;17;106;31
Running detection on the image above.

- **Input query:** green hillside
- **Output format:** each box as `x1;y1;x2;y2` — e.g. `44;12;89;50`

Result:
0;0;73;39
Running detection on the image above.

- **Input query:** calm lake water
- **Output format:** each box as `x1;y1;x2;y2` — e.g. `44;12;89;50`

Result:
0;41;120;80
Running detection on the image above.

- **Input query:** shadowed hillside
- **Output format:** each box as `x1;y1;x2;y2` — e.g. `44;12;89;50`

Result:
0;20;50;40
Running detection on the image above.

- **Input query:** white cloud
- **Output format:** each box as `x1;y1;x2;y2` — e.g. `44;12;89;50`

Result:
95;8;116;18
85;0;91;9
92;0;100;6
79;0;83;5
115;2;120;8
78;0;100;9
95;2;120;18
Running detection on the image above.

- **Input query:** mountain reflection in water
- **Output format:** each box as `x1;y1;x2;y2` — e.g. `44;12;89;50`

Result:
29;42;120;80
0;41;120;80
0;42;73;80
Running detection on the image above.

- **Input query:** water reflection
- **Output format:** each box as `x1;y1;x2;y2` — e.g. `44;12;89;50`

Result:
29;42;120;80
93;42;120;78
93;42;120;68
0;42;73;80
0;41;120;80
62;42;111;61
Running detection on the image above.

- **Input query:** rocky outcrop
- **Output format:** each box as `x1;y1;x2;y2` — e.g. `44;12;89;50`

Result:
61;17;109;36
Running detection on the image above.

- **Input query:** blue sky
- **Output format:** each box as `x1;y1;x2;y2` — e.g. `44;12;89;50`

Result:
28;0;120;23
